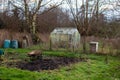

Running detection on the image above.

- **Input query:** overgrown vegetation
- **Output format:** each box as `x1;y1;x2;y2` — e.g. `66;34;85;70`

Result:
0;50;119;80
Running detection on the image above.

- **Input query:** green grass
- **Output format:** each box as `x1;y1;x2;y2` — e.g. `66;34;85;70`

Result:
0;56;119;80
43;50;80;58
0;49;120;80
0;48;80;58
1;48;32;54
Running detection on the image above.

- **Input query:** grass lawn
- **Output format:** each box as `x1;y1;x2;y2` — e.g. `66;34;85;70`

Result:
0;48;120;80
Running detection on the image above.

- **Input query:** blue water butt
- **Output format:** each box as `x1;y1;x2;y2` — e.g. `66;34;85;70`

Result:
11;40;18;49
0;49;4;55
3;40;11;48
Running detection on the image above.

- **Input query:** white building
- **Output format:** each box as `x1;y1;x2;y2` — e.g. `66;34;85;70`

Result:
50;27;80;48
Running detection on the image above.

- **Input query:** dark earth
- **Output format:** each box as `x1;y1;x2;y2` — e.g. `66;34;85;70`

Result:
17;57;84;71
0;52;86;71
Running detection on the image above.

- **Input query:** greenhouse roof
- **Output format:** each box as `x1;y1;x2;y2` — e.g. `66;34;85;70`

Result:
51;27;79;35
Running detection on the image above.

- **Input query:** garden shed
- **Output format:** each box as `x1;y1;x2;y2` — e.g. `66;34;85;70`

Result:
50;27;80;48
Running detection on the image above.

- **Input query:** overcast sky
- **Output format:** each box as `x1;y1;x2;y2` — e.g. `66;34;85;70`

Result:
0;0;119;18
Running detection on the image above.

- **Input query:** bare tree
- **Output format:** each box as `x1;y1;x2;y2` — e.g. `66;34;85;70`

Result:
66;0;101;53
8;0;63;43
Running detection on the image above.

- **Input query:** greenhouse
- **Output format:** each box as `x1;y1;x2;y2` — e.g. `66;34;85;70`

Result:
50;27;81;48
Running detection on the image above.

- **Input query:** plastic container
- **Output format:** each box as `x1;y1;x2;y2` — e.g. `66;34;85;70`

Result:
11;40;18;48
0;49;4;55
3;40;11;48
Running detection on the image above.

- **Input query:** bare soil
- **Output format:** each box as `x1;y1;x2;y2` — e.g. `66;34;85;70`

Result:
17;57;84;71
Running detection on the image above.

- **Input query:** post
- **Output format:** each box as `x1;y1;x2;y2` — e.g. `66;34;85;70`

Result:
49;37;52;50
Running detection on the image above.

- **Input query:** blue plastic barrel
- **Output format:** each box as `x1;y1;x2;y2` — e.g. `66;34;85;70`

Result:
0;49;4;55
3;40;11;48
11;40;18;48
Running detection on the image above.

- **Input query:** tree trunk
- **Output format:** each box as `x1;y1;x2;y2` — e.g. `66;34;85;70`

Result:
105;54;109;64
32;14;37;35
49;37;52;50
29;14;37;44
82;36;87;53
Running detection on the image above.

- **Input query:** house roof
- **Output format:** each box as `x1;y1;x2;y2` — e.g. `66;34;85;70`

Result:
51;27;79;35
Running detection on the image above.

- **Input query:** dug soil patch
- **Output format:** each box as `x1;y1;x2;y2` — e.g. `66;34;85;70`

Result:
17;57;84;71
